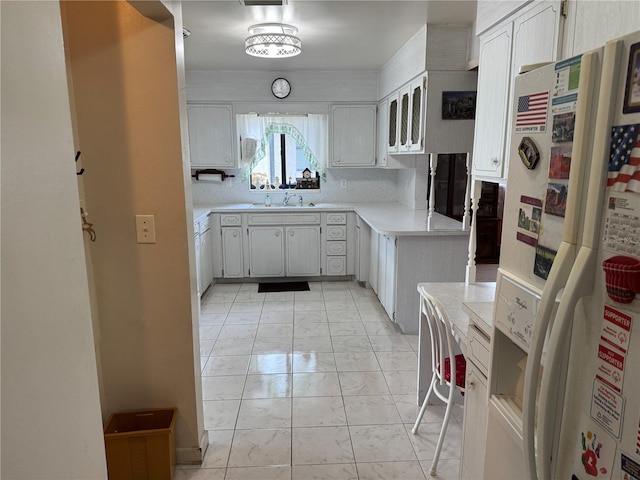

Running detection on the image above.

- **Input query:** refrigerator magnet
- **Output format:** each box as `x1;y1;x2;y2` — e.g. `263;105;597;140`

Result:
518;137;540;169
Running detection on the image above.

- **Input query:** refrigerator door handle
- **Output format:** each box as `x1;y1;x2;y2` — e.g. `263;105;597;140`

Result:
522;241;575;480
536;247;597;480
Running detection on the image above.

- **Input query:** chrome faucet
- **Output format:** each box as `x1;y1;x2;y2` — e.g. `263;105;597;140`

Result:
283;191;303;206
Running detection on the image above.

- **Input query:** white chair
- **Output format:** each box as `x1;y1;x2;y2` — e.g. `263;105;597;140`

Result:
412;292;466;476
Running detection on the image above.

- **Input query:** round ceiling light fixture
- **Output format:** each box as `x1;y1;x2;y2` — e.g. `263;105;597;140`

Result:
245;23;301;58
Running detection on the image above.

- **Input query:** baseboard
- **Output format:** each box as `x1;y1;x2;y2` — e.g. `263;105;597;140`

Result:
176;430;209;465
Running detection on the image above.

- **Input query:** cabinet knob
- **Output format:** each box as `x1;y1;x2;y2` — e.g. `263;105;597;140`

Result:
467;380;475;390
491;157;500;165
275;231;280;237
335;158;341;163
233;231;238;237
289;230;295;236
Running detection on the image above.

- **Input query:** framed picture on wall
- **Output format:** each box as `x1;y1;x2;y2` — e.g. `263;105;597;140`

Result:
623;41;640;114
441;91;476;120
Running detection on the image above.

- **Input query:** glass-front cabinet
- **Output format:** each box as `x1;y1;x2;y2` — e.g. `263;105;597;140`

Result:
386;75;426;155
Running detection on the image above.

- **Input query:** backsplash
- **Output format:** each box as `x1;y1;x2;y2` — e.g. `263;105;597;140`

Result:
191;167;400;205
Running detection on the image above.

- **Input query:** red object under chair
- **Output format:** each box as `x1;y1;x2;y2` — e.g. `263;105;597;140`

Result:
439;354;466;388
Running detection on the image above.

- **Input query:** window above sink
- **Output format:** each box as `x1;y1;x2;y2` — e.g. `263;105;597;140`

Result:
237;113;327;192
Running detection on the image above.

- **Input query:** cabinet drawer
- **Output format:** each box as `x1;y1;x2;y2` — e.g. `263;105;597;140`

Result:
468;324;490;377
326;213;347;225
221;214;241;226
326;225;347;240
326;256;346;275
248;213;320;225
326;241;346;255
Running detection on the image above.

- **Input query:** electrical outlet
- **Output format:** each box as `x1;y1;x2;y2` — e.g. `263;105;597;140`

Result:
135;215;156;244
341;179;348;189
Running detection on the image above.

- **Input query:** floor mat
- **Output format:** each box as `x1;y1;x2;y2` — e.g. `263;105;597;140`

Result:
258;281;310;293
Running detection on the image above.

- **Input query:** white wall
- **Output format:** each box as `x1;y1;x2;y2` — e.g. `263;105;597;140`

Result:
1;1;107;478
61;0;204;464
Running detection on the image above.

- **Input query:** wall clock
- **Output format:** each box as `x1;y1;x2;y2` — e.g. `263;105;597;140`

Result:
271;78;291;99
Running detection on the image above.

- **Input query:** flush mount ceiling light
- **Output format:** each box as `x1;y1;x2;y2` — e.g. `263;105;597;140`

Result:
245;23;301;58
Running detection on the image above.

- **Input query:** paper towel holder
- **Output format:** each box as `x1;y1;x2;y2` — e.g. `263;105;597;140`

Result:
192;169;236;182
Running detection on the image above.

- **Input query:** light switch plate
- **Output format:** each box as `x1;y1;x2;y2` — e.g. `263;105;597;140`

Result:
135;215;156;244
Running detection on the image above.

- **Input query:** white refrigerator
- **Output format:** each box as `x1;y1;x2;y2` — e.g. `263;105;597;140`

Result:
483;30;640;480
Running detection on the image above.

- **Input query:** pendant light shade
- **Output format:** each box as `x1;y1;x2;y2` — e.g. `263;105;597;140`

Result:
245;23;302;58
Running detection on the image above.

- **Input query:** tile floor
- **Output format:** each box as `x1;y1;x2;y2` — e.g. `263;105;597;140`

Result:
175;280;463;480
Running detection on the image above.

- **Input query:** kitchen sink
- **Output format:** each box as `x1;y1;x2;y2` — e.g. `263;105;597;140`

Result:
250;203;316;209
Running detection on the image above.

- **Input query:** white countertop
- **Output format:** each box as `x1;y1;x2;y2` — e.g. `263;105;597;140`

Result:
417;281;496;341
193;202;470;237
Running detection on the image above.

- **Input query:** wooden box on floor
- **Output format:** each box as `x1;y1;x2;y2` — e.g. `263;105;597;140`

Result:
103;407;177;480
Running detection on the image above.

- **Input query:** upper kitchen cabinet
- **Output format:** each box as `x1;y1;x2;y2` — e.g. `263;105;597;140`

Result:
187;104;237;169
330;104;377;167
393;76;426;154
472;0;563;180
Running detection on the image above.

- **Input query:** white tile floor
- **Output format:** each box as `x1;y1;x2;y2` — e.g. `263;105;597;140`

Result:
176;280;463;480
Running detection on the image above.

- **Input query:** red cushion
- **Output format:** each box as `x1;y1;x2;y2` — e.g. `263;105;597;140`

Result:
439;354;466;388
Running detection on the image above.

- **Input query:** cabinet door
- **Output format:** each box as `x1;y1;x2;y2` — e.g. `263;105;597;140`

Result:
286;225;320;276
248;227;285;277
506;0;562;179
377;99;388;167
195;234;202;297
408;76;426;153
331;105;376;167
460;361;488;480
398;85;411;151
201;228;214;290
472;23;513;179
369;230;379;294
221;227;244;278
378;235;396;319
187;104;236;168
387;94;399;153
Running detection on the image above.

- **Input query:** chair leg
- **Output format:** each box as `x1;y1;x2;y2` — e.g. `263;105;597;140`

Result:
429;388;456;476
411;376;436;434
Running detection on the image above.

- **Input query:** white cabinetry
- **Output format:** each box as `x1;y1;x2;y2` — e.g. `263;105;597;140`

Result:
364;225;468;334
460;360;489;479
248;226;285;277
286;226;321;276
330;105;376;167
246;212;321;278
386;76;426;155
187;104;236;168
195;214;214;296
377;234;397;320
221;227;243;278
472;24;513;178
460;322;491;479
473;0;562;180
324;212;349;276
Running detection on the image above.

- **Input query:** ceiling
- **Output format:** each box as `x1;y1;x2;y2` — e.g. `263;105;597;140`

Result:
181;1;477;72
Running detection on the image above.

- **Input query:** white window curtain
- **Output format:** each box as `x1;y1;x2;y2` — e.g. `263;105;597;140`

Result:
237;113;327;179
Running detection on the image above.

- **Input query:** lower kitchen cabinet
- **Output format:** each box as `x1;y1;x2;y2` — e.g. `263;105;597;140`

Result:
460;360;488;479
377;234;397;320
285;225;321;276
200;227;213;291
195;215;214;297
364;227;468;333
248;226;285;277
221;227;243;278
